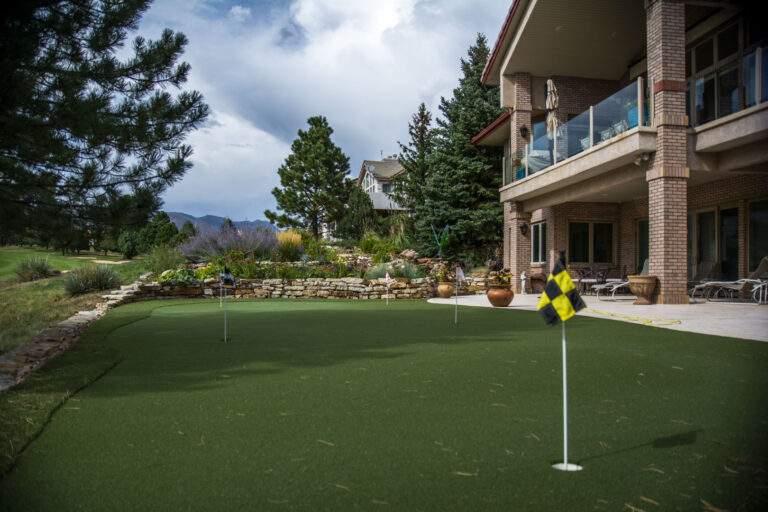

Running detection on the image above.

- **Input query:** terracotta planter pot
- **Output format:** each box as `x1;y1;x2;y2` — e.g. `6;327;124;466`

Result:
628;275;658;305
436;282;455;299
486;285;514;307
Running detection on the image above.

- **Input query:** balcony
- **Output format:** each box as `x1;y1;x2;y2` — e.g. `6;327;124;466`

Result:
504;78;650;186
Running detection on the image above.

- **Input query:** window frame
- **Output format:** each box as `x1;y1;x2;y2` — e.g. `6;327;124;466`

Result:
531;222;547;264
686;19;746;126
567;220;617;266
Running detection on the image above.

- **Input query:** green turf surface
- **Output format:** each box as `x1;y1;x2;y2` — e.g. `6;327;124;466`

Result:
1;300;767;511
0;246;125;281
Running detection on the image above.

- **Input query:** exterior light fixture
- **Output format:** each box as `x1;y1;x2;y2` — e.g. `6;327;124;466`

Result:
520;222;529;236
520;126;530;140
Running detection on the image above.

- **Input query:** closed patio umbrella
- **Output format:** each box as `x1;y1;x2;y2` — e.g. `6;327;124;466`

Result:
545;78;559;163
545;78;559;136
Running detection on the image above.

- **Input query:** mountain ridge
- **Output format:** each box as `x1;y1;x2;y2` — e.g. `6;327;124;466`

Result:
167;212;276;232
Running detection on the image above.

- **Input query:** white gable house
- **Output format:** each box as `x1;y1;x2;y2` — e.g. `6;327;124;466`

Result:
356;158;407;212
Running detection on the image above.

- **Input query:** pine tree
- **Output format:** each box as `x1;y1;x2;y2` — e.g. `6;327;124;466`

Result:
392;103;434;211
334;186;377;241
416;34;503;261
265;116;351;239
0;1;208;242
220;218;236;232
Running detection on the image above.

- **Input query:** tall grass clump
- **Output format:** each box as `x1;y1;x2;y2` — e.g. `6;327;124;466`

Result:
364;262;425;280
15;257;55;281
144;246;185;275
274;229;304;262
64;265;120;296
180;227;277;261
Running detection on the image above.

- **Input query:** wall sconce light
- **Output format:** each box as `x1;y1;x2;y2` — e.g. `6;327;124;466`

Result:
519;222;528;236
519;126;530;140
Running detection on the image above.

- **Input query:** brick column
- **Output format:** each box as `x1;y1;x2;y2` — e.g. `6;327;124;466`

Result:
501;73;532;292
646;0;689;304
505;202;531;293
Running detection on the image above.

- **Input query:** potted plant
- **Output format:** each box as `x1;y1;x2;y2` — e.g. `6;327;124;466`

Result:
434;264;454;299
486;271;514;307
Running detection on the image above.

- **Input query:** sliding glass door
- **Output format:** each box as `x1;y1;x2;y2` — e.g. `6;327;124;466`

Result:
720;208;739;280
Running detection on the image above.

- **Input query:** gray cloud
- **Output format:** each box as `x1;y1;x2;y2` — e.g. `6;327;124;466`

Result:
139;0;509;219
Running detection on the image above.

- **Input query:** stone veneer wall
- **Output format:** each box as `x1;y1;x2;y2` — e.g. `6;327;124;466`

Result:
130;274;498;302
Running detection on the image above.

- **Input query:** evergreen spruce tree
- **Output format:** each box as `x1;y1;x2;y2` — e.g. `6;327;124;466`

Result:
416;34;503;261
0;1;208;244
392;103;434;211
265;116;351;239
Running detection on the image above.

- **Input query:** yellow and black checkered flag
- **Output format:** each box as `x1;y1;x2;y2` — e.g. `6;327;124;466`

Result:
537;262;586;325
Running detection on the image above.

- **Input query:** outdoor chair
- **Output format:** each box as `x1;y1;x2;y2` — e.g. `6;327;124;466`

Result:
612;119;629;136
594;260;646;300
579;136;591;151
599;128;613;142
690;257;768;303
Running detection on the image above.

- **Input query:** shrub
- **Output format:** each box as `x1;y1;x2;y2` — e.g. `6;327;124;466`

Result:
194;263;222;281
144;246;185;276
65;265;121;296
274;229;303;262
15;257;55;281
303;235;339;263
158;268;198;284
118;231;141;259
180;227;277;261
359;231;381;254
364;261;425;280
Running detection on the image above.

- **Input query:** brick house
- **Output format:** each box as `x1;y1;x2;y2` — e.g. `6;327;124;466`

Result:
473;0;768;303
356;158;407;213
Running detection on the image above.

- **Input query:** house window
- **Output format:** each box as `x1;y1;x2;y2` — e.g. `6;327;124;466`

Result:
382;183;392;194
686;19;766;125
568;221;615;264
531;222;547;263
362;172;376;192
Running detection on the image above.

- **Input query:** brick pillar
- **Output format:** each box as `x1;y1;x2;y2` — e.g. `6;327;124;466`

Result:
646;0;689;304
501;73;532;292
505;202;531;293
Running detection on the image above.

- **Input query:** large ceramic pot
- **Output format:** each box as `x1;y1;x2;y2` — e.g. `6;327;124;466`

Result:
437;282;455;299
486;284;514;307
628;275;658;305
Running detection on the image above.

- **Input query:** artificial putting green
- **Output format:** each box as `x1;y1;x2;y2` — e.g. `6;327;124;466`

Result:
1;300;767;511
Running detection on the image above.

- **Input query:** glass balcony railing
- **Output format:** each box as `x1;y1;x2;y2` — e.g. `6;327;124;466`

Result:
514;77;648;182
743;46;767;108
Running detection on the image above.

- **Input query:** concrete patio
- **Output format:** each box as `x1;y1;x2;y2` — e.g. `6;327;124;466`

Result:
428;293;768;342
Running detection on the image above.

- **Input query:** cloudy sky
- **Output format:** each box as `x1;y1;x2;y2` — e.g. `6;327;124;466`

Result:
138;0;509;220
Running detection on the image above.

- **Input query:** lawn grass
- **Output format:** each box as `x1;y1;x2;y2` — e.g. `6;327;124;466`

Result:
0;260;146;354
1;300;767;511
0;246;125;282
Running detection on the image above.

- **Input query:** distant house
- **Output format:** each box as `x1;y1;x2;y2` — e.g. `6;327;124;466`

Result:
356;157;407;213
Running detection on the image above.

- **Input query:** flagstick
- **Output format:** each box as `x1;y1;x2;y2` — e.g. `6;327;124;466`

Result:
562;321;567;465
553;321;582;471
386;281;389;306
223;285;228;342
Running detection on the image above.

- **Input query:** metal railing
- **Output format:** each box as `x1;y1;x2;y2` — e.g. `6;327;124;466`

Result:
514;77;648;182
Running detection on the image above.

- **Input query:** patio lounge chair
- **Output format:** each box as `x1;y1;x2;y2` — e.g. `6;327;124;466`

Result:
594;260;647;300
691;257;768;302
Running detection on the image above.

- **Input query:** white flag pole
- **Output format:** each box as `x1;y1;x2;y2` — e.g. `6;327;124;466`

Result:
223;285;228;342
386;281;390;306
553;321;581;471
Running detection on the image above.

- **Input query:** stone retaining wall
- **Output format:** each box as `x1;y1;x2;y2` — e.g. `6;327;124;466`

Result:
132;277;439;301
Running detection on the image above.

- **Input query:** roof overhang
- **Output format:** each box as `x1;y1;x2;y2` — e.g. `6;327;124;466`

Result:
471;110;511;146
483;0;646;85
